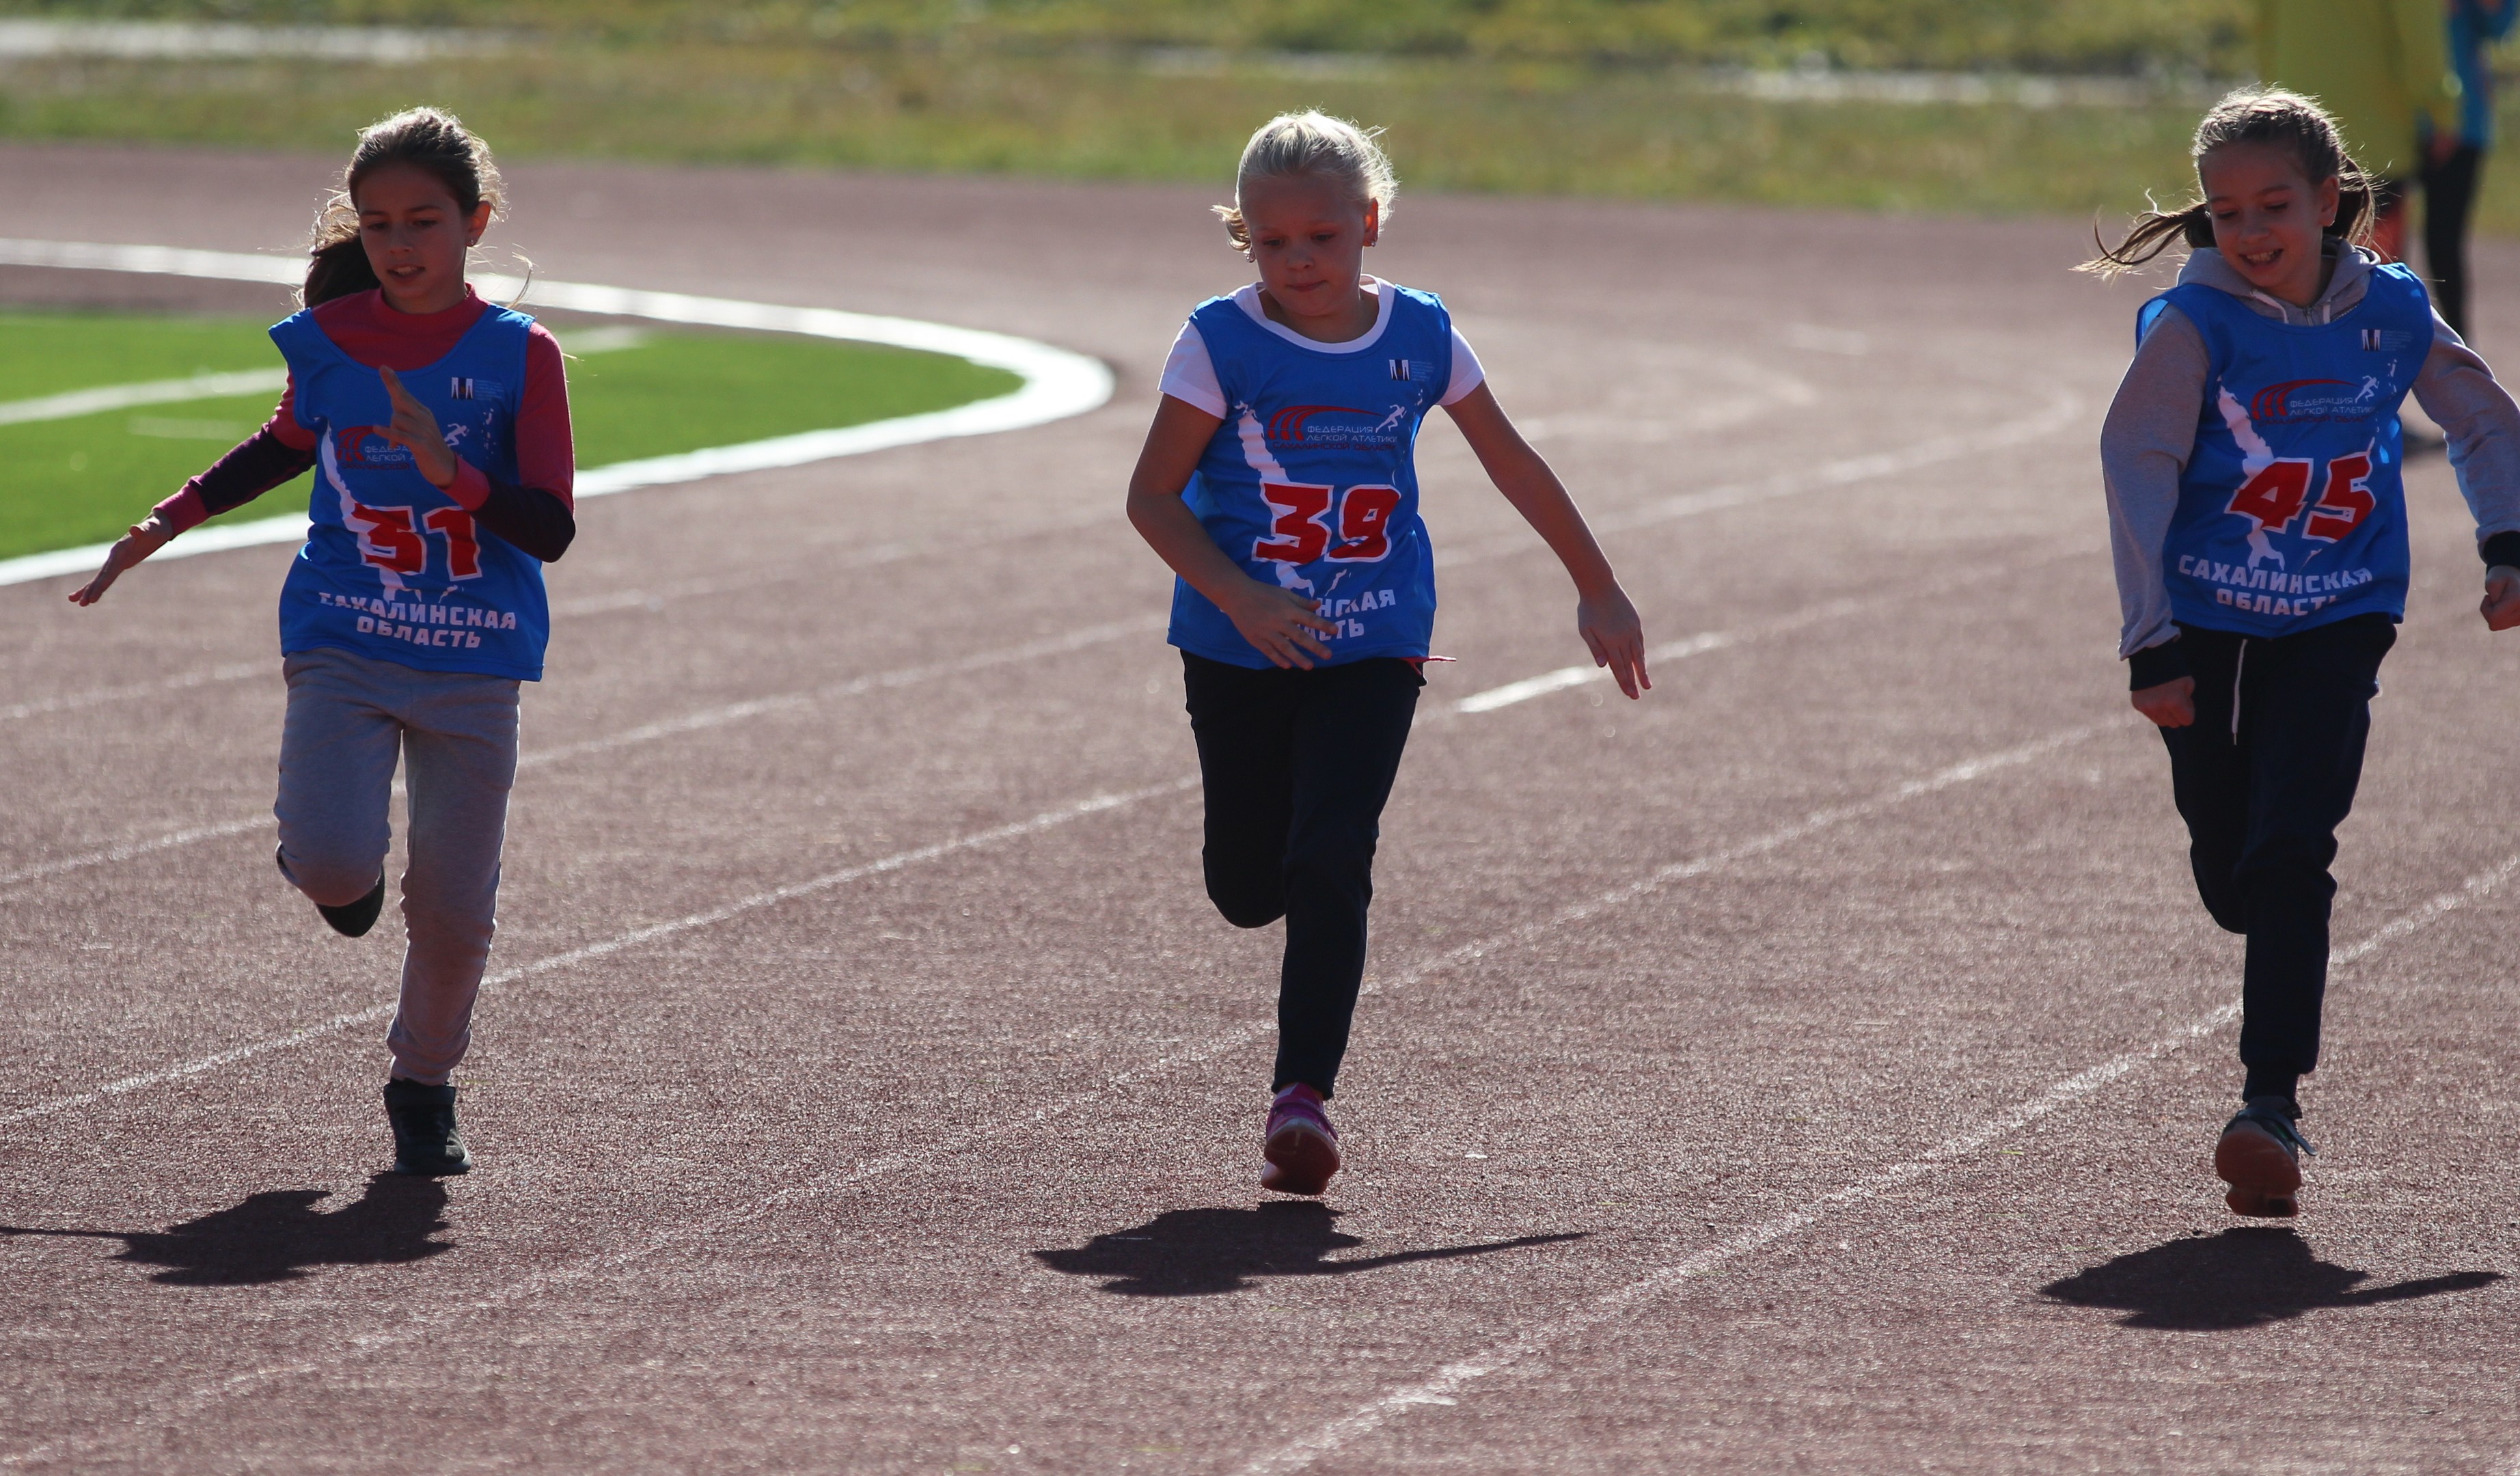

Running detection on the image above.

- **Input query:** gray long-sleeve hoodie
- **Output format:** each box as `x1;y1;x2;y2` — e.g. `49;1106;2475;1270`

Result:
2100;244;2520;687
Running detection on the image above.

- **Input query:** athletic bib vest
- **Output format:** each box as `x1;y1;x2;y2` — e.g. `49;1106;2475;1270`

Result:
2143;262;2432;638
1167;284;1452;668
271;300;551;681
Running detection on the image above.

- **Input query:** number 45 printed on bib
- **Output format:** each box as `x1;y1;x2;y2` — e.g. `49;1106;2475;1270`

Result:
2225;448;2377;543
1253;480;1403;564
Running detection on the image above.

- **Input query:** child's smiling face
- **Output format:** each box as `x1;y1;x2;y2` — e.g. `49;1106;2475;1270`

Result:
2198;141;2341;308
1237;172;1380;340
356;162;491;316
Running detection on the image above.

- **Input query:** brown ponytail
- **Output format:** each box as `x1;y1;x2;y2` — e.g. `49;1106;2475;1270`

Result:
301;105;505;307
2081;87;2376;278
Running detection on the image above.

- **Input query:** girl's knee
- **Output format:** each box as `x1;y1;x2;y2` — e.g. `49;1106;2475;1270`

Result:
1207;877;1285;929
276;843;384;908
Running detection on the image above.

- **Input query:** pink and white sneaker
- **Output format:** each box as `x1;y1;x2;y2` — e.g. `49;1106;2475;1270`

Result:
1261;1083;1341;1196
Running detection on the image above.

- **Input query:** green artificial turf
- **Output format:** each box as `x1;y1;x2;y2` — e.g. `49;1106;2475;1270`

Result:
0;310;1021;560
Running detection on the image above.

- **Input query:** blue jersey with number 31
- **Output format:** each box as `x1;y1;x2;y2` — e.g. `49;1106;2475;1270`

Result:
1168;284;1452;668
271;303;552;681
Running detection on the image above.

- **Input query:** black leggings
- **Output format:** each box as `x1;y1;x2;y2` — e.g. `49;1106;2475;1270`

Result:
1182;652;1421;1098
2424;143;2487;341
2159;615;2395;1104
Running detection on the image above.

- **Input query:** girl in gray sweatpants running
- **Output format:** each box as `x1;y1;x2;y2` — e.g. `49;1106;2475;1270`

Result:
71;108;576;1176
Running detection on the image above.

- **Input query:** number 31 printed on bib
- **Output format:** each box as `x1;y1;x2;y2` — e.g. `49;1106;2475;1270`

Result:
1254;480;1403;564
351;503;484;579
2225;450;2377;543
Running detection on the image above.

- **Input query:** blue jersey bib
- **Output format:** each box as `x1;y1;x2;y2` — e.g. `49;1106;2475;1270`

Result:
1167;284;1452;668
271;302;552;681
2144;264;2431;638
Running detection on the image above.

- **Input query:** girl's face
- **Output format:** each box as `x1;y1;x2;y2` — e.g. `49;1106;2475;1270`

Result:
1238;172;1380;335
355;162;491;316
2197;141;2340;308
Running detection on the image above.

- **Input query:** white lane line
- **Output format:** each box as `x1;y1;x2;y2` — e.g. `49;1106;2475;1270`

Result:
0;507;1124;724
0;615;1172;893
1236;851;2520;1476
0;368;287;426
0;238;1115;589
1;532;2077;887
0;815;269;890
1439;385;2083;566
0;532;2095;887
0;780;1194;1130
0;724;2116;1467
1454;542;2100;714
521;615;1168;767
0;660;264;722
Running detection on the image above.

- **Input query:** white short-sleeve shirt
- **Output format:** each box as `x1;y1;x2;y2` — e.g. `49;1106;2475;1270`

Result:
1158;277;1485;418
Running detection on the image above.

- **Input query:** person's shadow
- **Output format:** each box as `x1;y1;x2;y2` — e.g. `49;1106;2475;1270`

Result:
2041;1227;2499;1330
0;1175;454;1285
1033;1201;1583;1297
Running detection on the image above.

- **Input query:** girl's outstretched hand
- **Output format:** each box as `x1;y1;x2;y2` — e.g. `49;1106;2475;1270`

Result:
67;513;174;607
2132;676;2196;727
379;366;458;489
1579;584;1650;699
1222;577;1338;670
2482;565;2520;631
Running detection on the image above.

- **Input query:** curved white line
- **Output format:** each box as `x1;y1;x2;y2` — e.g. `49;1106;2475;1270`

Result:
0;238;1117;588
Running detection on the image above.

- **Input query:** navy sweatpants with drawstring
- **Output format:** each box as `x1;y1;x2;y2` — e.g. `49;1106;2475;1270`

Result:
2158;614;2396;1106
1182;651;1421;1099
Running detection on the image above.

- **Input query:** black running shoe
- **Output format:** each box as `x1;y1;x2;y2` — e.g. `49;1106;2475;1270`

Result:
277;844;386;938
318;875;387;938
2215;1097;2314;1218
383;1078;474;1176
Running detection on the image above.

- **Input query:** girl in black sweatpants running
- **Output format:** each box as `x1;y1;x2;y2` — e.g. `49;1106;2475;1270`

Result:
2090;90;2520;1218
1126;113;1647;1197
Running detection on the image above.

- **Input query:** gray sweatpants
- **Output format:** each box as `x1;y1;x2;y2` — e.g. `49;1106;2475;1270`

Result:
274;646;520;1086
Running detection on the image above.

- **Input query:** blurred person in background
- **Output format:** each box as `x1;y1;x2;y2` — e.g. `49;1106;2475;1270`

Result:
2256;0;2461;262
2422;0;2515;340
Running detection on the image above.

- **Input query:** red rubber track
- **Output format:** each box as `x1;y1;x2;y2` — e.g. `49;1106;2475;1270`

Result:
3;143;2518;1473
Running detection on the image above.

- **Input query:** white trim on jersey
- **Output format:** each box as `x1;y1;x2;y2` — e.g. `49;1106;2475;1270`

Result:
1158;277;1484;419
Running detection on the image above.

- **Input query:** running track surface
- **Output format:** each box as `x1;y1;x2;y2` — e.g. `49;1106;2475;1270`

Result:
5;143;2519;1474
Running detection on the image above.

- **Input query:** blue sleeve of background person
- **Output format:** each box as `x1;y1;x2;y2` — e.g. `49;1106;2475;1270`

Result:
2451;0;2516;146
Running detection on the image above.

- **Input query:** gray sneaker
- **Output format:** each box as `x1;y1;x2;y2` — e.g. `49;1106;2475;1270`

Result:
383;1078;474;1176
2215;1096;2314;1217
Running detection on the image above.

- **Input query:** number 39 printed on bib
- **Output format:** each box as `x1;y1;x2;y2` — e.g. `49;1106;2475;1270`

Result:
2225;448;2377;543
1253;480;1404;564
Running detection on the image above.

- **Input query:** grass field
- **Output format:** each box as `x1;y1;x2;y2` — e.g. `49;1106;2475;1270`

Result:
15;1;2520;236
0;0;2306;232
0;310;1022;560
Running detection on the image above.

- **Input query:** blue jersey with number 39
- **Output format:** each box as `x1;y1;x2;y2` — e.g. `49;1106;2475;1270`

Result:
271;303;552;681
1168;284;1452;668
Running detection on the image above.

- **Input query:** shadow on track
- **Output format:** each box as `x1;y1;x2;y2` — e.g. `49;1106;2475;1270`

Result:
1032;1201;1583;1297
0;1174;452;1285
2040;1227;2500;1330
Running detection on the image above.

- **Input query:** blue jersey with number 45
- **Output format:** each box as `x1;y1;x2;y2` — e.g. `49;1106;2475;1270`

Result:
271;303;552;681
1168;284;1453;668
2144;262;2432;638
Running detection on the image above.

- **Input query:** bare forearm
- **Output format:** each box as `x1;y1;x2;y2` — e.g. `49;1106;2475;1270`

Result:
1490;449;1617;594
1127;489;1263;608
